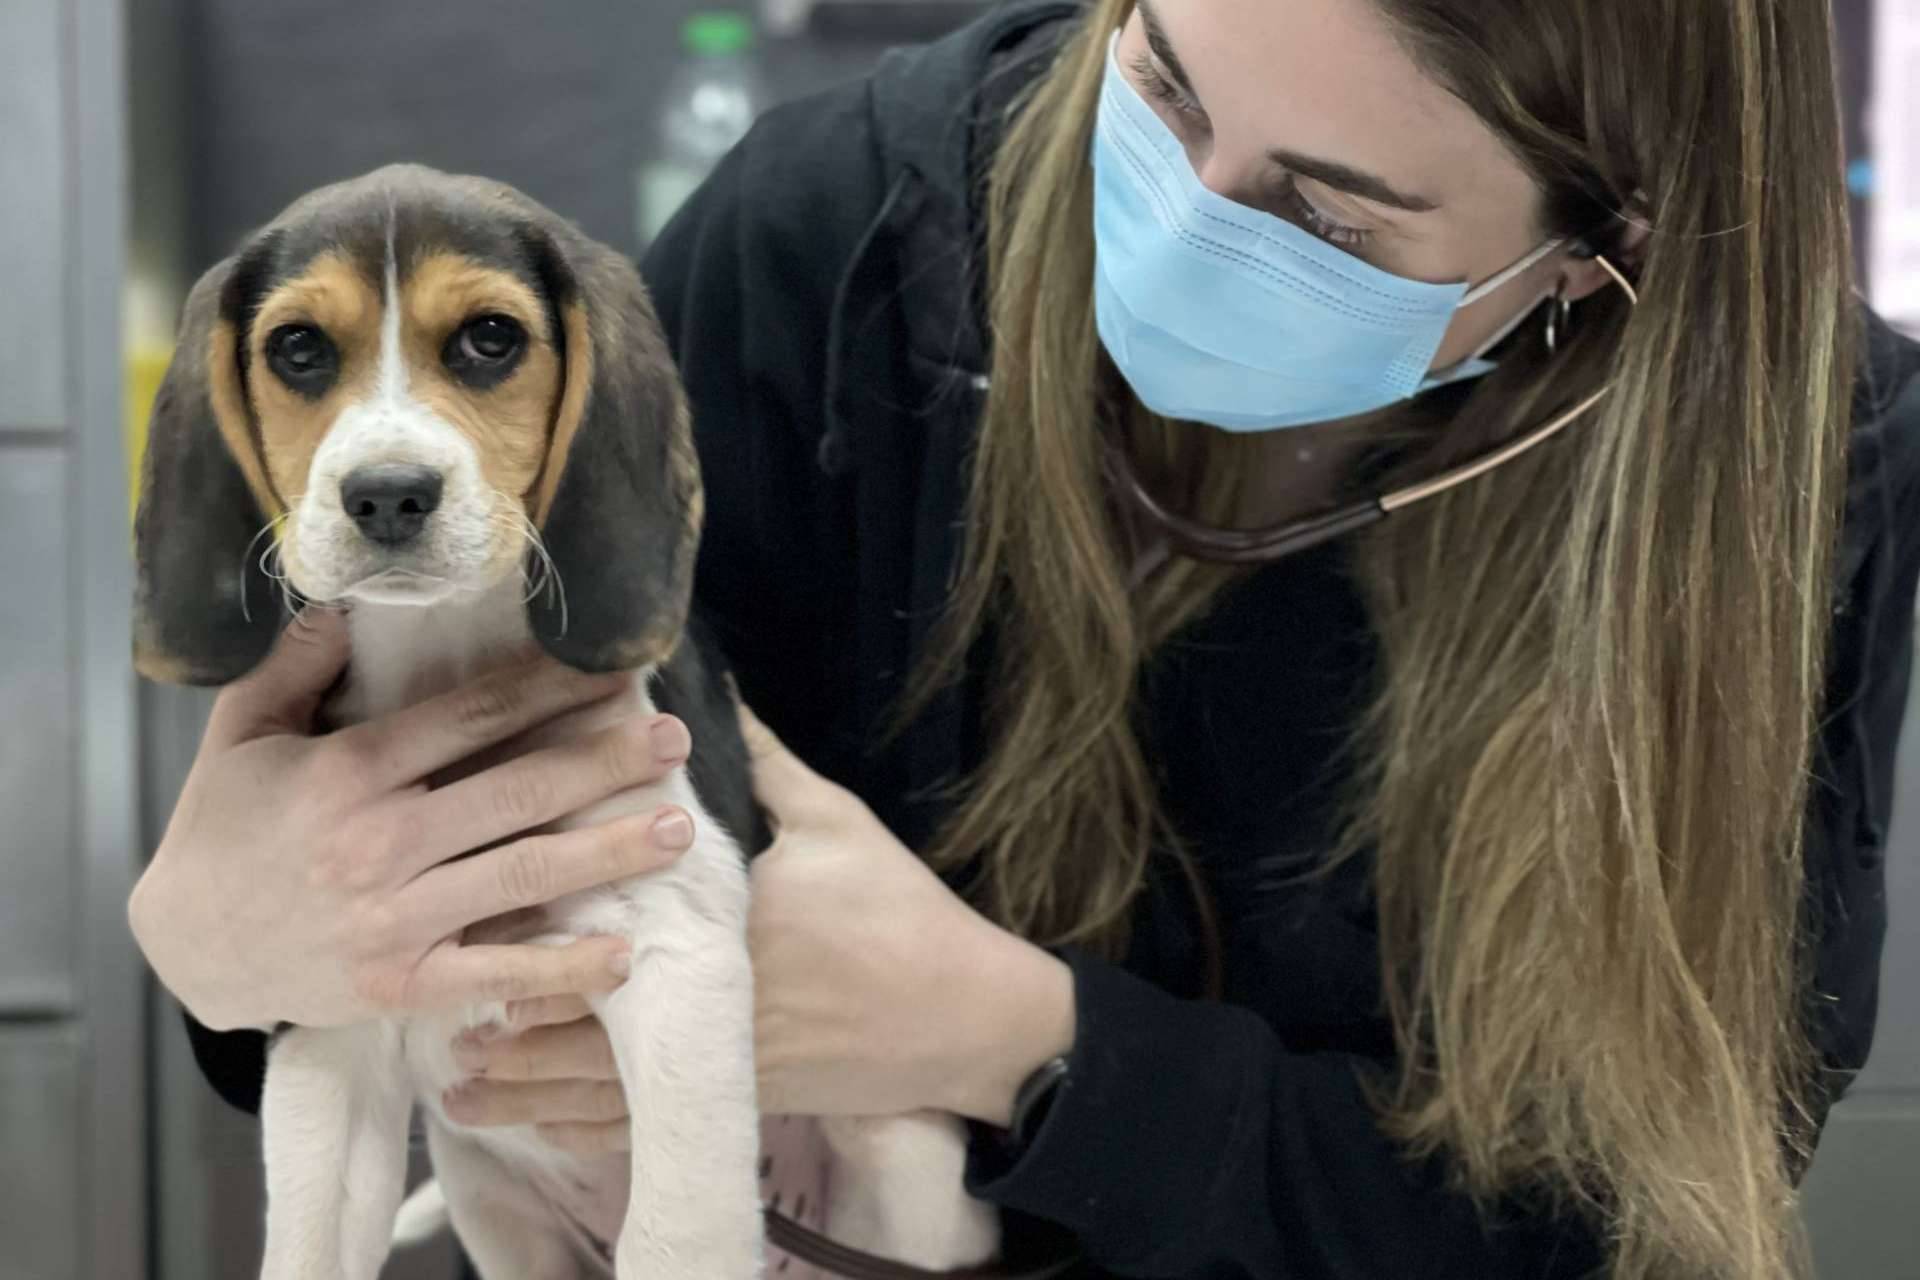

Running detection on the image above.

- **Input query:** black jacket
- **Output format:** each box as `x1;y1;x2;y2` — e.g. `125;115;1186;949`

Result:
186;4;1920;1277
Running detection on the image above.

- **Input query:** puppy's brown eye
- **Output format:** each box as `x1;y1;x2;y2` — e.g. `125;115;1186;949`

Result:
457;315;524;364
265;324;337;395
444;315;527;389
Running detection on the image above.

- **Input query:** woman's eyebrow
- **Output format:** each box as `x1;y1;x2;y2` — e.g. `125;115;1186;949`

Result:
1267;149;1442;213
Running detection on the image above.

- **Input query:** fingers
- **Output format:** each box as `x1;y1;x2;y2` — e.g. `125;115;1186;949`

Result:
206;608;352;748
737;701;837;828
453;1016;618;1082
441;1077;629;1128
403;806;694;938
533;1120;631;1156
402;937;632;1012
496;994;594;1033
405;715;692;870
337;656;628;787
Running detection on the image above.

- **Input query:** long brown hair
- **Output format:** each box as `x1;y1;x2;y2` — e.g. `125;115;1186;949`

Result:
910;1;1858;1276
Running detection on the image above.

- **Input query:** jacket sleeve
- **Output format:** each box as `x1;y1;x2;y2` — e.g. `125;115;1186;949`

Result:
1797;327;1920;1136
966;950;1606;1277
966;376;1920;1276
182;1016;269;1114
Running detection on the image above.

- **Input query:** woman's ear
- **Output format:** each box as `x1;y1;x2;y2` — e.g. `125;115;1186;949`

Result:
520;222;702;673
1561;207;1651;303
133;243;289;686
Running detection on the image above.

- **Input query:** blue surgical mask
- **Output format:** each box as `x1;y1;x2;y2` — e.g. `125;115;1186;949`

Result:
1092;34;1563;432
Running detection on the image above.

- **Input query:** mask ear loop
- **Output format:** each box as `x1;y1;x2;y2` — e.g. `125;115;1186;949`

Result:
1458;235;1568;307
1109;254;1639;586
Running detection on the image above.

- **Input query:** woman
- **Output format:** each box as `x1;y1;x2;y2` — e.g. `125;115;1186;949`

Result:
134;0;1919;1276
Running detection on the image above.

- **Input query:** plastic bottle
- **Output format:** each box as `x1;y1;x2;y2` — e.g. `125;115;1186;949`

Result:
637;11;763;248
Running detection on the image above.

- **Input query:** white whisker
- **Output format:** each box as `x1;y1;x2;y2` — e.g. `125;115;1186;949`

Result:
240;513;294;623
495;491;566;637
248;526;324;620
523;518;567;635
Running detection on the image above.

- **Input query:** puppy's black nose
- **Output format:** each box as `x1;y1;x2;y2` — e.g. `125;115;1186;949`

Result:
340;464;443;545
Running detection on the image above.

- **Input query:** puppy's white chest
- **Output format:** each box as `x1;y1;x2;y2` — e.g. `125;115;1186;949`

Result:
334;586;752;1247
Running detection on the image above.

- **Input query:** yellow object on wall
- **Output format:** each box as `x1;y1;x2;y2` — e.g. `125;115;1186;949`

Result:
125;344;172;526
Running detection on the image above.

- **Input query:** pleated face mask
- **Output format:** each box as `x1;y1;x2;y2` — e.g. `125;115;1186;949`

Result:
1091;33;1563;432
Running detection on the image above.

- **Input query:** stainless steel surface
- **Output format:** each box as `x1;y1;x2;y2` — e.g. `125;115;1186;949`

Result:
0;1024;84;1280
0;0;68;430
0;449;77;1016
0;0;144;1270
72;0;145;1268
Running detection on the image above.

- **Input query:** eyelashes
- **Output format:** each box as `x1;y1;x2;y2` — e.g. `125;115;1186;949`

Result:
1131;51;1206;120
1275;176;1371;247
1126;53;1373;249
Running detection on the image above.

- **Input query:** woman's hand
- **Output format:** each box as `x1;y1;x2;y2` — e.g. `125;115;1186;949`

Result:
128;608;698;1034
739;705;1076;1127
443;995;632;1156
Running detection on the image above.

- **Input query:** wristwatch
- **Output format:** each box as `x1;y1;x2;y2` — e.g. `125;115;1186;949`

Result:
1006;1055;1071;1150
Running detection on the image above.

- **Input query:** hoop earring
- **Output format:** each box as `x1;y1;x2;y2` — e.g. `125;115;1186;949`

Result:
1543;281;1574;355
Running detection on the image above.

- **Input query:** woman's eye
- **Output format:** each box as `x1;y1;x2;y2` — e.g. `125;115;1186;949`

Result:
455;315;525;364
1278;177;1372;249
1124;47;1369;251
1130;53;1207;125
265;325;337;386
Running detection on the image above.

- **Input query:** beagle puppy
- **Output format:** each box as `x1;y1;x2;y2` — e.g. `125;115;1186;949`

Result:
133;164;995;1280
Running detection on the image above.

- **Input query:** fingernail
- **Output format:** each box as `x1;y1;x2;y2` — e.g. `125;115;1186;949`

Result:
653;809;694;851
650;716;690;763
607;945;633;978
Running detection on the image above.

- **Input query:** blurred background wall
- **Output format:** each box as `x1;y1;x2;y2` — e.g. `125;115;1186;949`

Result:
0;0;1914;1277
0;0;141;1276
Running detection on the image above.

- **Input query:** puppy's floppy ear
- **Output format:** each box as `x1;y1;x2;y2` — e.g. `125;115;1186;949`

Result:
133;244;287;685
523;224;702;673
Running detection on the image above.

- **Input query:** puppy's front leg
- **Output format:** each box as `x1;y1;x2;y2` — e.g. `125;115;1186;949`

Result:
259;1022;411;1280
821;1112;1000;1270
591;864;762;1279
